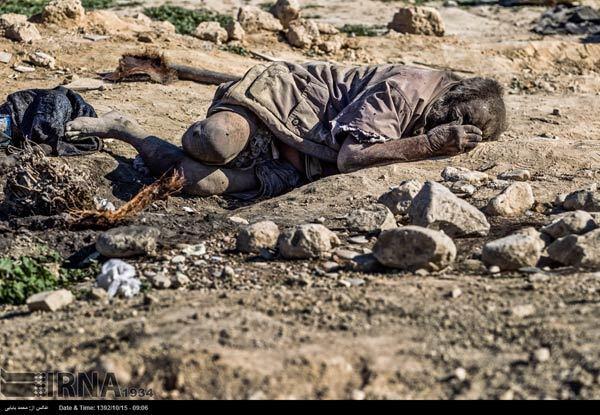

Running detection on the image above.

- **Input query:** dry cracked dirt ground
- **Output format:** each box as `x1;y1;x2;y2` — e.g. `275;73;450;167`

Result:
1;0;600;400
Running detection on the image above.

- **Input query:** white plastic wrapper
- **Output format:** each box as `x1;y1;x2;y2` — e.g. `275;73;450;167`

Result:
96;259;141;298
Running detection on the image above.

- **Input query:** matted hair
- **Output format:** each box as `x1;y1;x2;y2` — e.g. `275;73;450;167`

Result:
430;77;508;141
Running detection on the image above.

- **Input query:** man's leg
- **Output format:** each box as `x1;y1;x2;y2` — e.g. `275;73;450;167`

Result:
66;111;258;196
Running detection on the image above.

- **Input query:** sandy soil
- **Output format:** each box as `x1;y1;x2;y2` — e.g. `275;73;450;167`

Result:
0;0;599;399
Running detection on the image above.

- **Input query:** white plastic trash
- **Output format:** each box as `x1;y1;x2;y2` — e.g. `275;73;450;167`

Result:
96;259;141;298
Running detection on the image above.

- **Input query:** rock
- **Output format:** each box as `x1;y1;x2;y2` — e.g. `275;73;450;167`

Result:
348;235;369;244
345;205;397;234
378;180;423;215
532;347;550;363
286;18;320;49
4;21;41;43
388;6;445;37
562;184;600;211
317;37;343;54
236;221;280;253
64;77;105;92
448;181;477;196
229;215;249;225
450;288;462;298
487;182;535;217
351;253;382;273
482;227;546;271
221;265;236;278
42;0;86;25
151;274;171;289
89;287;108;301
441;166;490;185
541;211;597;239
0;52;12;64
547;228;600;268
171;255;186;264
462;259;486;273
226;20;245;41
26;289;73;312
488;265;501;274
96;226;160;258
444;0;459;6
270;0;301;28
322;261;340;272
316;22;339;35
498;169;531;181
408;181;490;237
237;6;283;34
194;21;228;44
172;272;190;288
28;52;56;69
13;65;35;73
93;356;131;386
334;248;360;260
83;34;110;42
373;226;456;271
510;304;536;318
454;367;467;381
181;243;206;257
0;14;27;31
277;224;340;259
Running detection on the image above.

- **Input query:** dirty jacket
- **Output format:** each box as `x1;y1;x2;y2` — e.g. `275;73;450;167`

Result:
210;61;458;164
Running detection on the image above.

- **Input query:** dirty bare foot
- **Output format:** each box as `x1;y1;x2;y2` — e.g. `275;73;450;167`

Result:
66;110;147;144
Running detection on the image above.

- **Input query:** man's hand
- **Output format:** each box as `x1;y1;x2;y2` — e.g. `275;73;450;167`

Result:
426;124;483;156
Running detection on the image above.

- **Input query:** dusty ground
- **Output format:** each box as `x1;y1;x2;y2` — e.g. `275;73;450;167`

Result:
0;0;600;400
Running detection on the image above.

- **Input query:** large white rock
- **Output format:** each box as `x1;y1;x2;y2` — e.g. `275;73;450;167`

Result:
547;228;600;268
286;18;320;49
236;221;280;253
194;21;228;44
373;226;456;271
408;181;490;237
487;182;535;217
42;0;86;25
562;184;600;211
27;289;74;312
270;0;301;28
344;205;397;234
541;210;597;239
277;224;340;259
388;6;445;37
482;227;546;270
226;20;246;41
377;180;423;215
1;14;41;43
237;6;283;33
96;226;160;258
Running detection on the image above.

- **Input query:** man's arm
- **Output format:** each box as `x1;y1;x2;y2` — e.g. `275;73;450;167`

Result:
337;124;483;173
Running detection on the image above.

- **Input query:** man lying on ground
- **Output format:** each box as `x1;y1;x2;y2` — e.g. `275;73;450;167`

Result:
66;62;507;200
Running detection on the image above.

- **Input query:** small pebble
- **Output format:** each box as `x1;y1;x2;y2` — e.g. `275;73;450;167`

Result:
450;288;462;298
454;367;467;381
488;265;501;274
532;347;550;363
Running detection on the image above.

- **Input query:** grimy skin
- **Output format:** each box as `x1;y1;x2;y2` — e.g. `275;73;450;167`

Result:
65;100;485;196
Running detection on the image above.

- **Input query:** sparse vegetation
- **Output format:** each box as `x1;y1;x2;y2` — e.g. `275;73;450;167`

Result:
144;5;233;35
0;247;98;305
220;44;250;57
0;0;122;16
340;24;385;37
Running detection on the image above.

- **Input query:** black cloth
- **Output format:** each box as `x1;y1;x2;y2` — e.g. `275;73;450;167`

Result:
230;159;305;200
0;86;102;156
